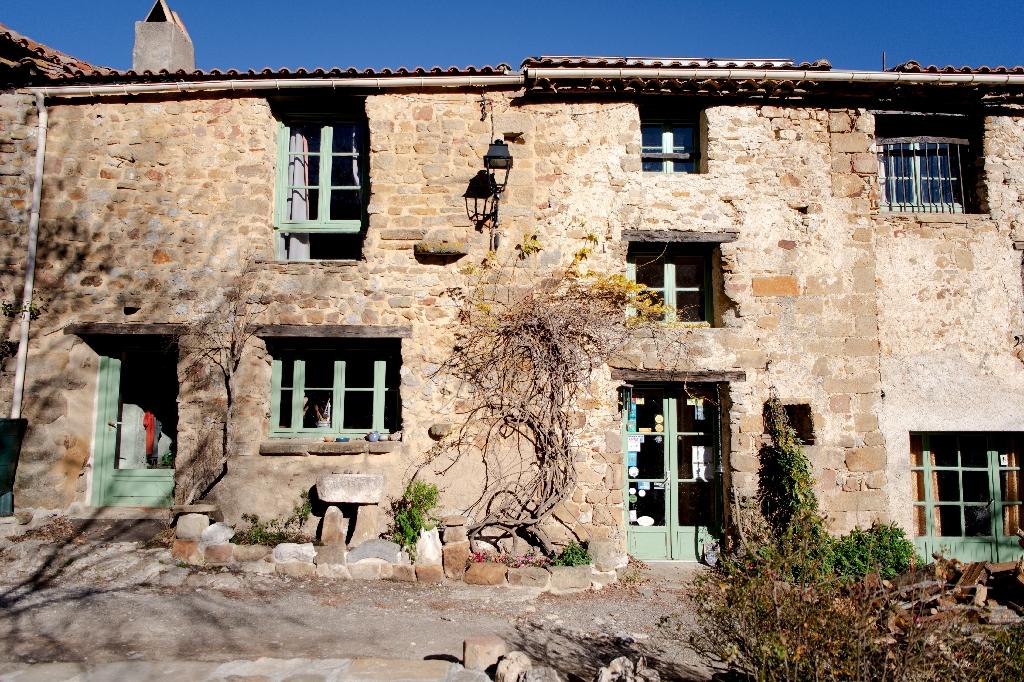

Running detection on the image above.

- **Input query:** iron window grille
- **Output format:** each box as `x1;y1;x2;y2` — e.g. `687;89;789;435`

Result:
877;136;969;214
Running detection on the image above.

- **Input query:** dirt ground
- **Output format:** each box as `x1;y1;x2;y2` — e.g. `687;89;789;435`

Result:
0;536;713;681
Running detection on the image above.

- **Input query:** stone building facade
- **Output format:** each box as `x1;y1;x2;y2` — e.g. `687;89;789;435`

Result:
3;21;1024;561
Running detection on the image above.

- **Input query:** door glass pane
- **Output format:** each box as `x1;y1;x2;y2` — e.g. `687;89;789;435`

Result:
1001;470;1021;502
628;485;665;527
331;123;361;153
302;390;333;428
934;470;961;501
935;506;962;536
343;391;374;430
331;156;359;187
959;435;988;468
678;481;712;526
993;434;1021;468
964;505;992;537
911;470;925;501
929;435;957;467
1003;505;1021;537
913;505;927;536
114;350;177;470
961;470;990;503
678;434;713;481
634;435;665;480
910;434;924;466
631;388;664;433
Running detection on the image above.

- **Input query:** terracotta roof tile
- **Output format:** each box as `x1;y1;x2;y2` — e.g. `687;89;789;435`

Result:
33;63;516;83
890;60;1024;75
521;55;832;70
0;21;113;82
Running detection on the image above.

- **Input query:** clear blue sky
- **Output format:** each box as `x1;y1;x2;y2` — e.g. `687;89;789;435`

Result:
4;1;1022;72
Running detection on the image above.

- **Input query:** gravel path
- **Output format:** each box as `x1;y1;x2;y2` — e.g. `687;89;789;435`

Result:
0;538;712;681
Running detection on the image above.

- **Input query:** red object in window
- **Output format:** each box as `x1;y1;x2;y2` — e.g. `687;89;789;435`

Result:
143;411;156;456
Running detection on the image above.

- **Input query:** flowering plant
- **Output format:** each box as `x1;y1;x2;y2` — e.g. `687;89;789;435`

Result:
469;550;551;568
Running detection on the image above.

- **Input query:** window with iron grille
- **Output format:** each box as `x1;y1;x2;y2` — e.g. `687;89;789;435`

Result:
875;114;978;214
641;120;700;174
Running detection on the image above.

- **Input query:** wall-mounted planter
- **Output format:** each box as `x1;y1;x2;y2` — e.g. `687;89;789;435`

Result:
413;241;468;259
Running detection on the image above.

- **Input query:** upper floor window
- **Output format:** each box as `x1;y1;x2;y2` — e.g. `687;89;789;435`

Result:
641;120;699;174
269;339;401;438
627;246;711;323
876;114;978;214
275;119;367;260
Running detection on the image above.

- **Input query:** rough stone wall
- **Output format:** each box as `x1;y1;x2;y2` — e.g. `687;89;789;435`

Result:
2;87;1022;548
0;93;37;411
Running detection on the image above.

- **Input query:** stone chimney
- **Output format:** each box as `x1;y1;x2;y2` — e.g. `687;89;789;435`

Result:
132;0;195;72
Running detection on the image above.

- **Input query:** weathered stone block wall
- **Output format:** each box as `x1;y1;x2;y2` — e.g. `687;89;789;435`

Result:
2;87;1022;547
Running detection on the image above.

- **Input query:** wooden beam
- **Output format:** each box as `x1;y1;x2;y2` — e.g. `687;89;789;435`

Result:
254;324;413;339
64;322;185;336
610;367;747;383
622;230;739;243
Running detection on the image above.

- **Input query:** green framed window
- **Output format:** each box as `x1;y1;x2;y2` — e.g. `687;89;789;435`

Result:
269;340;400;437
641;120;699;174
911;432;1022;562
627;246;712;323
274;119;367;260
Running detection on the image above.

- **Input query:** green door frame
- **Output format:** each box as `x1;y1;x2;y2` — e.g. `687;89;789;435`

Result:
90;354;175;507
622;384;721;560
912;432;1021;563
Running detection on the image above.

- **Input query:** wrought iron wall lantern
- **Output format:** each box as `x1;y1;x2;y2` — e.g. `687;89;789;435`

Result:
464;139;513;250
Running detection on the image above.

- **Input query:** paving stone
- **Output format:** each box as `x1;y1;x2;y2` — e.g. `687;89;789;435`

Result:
591;569;618;590
346;539;401;564
275;561;317;578
315;473;385;504
272;542;316;563
463;635;508;671
315;562;351;579
507;567;550;589
415;564;444;584
548;565;591;594
442;541;471;580
240;560;275;575
464;562;507;586
349;558;393;580
344;657;456;681
174;513;209;541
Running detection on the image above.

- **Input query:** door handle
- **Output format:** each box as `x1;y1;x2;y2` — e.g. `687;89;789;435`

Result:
107;421;123;428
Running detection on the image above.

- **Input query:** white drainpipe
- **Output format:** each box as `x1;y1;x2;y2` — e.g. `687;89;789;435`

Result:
10;93;47;420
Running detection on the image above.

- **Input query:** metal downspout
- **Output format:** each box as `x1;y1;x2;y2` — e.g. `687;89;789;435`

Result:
10;93;47;419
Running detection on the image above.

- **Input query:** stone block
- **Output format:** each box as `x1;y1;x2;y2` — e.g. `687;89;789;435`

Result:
548;565;591;594
591;569;618;590
588;540;627;572
443;525;468;544
347;538;402;564
443;541;471;580
846;447;886;472
315;473;385;504
232;544;271;562
464;635;508;672
415;527;443;566
272;542;316;564
831;132;872;154
275;561;316;578
344;658;457;681
350;505;384;545
315;563;351;579
240;560;275;575
506;567;550;589
429;423;453;440
200;522;234;545
416;564;445;584
751;276;799;297
321;505;349;546
349;558;393;580
495;652;533;682
174;513;209;541
464;562;508;586
315;544;347;566
203;543;233;564
390;564;417;582
443;514;468;526
171;539;201;564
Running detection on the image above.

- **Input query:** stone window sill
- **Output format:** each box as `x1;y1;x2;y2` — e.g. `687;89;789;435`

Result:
875;212;991;223
256;259;362;267
259;440;400;456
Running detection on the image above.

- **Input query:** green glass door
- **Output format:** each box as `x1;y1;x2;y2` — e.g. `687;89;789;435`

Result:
91;350;177;507
911;433;1022;563
623;385;721;560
